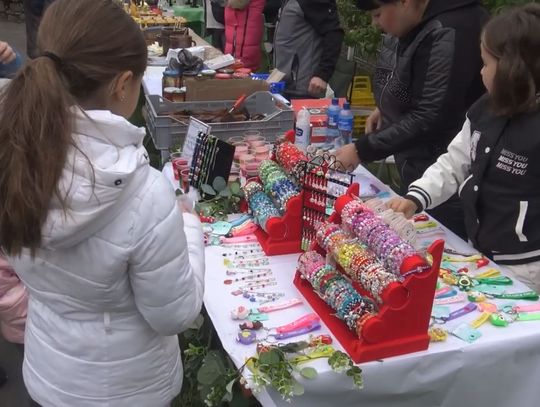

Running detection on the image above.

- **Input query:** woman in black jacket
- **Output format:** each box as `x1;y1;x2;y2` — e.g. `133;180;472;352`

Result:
337;0;489;239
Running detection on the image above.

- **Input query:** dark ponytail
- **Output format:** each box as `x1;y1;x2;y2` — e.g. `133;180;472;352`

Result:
0;0;147;256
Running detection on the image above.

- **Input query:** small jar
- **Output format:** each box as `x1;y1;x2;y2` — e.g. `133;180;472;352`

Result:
162;69;181;94
163;87;186;102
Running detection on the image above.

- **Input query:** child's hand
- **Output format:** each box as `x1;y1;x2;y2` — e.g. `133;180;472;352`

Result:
386;197;418;219
0;41;16;65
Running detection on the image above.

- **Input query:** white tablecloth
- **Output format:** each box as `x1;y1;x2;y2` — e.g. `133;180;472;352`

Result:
201;166;540;407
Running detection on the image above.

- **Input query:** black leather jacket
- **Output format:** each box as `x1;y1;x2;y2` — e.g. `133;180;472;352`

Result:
355;0;489;189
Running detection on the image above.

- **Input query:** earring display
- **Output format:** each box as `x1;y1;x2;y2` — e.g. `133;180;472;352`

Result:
189;132;236;195
300;155;354;251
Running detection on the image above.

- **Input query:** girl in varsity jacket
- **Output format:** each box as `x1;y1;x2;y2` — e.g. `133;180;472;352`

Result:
388;4;540;292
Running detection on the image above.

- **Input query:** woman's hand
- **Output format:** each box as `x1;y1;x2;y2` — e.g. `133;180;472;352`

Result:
0;41;16;65
386;197;418;219
365;107;381;133
308;76;328;97
335;144;361;171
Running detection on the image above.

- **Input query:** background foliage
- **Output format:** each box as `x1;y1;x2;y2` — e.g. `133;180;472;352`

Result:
337;0;538;58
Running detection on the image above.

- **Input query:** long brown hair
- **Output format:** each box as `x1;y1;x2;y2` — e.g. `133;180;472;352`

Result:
0;0;147;257
483;3;540;116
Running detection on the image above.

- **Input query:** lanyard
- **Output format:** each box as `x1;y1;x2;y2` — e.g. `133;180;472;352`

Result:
237;313;321;344
435;303;477;324
488;291;539;301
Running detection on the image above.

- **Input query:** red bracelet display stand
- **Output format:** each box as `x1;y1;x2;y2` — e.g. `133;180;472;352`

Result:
254;192;304;256
293;195;444;363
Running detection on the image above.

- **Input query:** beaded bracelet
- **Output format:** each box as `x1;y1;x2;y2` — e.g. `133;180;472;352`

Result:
244;180;280;232
275;142;307;181
316;222;401;303
341;200;425;275
258;160;301;212
298;251;377;337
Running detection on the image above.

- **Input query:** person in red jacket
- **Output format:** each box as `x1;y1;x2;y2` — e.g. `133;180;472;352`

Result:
224;0;266;71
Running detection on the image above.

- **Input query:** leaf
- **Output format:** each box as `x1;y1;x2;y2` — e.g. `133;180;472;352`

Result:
229;182;241;195
222;390;233;403
292;382;305;396
225;378;236;395
219;188;232;198
300;367;318;380
212;176;227;192
197;352;226;385
201;184;217;196
279;342;308;354
258;349;281;366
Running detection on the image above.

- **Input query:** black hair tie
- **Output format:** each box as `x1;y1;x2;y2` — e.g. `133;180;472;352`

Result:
40;51;63;69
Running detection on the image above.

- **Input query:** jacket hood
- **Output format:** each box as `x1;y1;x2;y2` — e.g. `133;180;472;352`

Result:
41;109;149;250
423;0;483;22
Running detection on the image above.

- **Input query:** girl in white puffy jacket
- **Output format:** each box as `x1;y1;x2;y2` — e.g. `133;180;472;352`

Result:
0;1;205;406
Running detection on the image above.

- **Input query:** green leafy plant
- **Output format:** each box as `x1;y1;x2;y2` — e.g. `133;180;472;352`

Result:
337;0;382;57
335;0;534;59
199;342;363;406
196;176;245;220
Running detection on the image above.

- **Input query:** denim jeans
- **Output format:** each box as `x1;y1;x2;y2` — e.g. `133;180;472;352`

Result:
0;53;22;78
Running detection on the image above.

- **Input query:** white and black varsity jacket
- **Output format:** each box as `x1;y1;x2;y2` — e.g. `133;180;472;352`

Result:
406;95;540;265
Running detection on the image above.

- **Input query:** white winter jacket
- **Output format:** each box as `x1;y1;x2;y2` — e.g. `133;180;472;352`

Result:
8;109;205;407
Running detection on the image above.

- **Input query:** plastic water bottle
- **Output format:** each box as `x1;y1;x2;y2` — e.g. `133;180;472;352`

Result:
326;98;341;148
295;108;311;151
338;102;354;146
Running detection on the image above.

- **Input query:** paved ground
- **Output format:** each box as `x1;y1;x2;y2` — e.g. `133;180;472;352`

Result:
0;20;33;407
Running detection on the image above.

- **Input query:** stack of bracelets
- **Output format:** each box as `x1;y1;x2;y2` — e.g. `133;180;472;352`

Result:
244;180;280;232
274;142;307;181
341;199;426;275
298;251;377;337
316;222;401;303
258;160;301;212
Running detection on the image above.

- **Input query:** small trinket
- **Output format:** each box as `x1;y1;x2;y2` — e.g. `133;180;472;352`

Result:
476;258;490;269
468;291;487;302
237;330;257;344
429;327;448;342
239;321;264;331
231;306;250;320
457;274;474;291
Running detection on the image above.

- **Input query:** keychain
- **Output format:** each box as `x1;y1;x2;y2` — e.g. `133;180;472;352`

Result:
231;299;304;320
490;312;540;327
473;268;500;279
470;312;492;329
503;303;540;314
236;314;321;345
434;292;467;305
433;303;477;324
487;291;539;301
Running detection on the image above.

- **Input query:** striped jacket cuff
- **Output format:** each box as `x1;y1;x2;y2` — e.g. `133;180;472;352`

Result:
405;191;427;212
